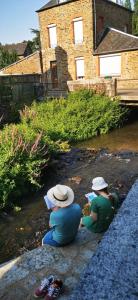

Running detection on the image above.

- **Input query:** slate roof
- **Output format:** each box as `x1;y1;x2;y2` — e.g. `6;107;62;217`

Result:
2;42;29;56
94;28;138;55
36;0;75;12
36;0;132;13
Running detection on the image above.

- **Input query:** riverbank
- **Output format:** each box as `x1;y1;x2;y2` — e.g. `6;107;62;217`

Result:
0;147;138;264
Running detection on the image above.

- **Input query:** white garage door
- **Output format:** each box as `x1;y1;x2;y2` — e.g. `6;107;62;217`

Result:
100;55;121;77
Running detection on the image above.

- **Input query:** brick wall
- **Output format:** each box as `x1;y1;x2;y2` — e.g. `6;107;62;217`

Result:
0;51;42;75
38;0;95;89
96;0;132;45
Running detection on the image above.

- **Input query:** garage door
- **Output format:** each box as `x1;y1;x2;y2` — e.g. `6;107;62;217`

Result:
100;55;121;77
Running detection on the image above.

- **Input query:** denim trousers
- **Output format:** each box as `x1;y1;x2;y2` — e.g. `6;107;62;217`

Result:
42;229;61;247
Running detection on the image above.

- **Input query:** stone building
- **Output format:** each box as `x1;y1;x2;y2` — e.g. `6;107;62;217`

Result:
1;0;138;94
36;0;138;92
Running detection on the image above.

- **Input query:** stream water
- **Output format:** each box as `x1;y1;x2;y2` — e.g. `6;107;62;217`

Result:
0;115;138;264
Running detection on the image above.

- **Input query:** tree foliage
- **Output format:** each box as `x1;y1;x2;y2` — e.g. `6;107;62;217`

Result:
124;0;132;9
27;29;41;52
132;0;138;35
0;47;18;69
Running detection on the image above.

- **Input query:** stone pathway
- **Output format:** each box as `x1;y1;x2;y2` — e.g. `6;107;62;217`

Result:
0;229;102;300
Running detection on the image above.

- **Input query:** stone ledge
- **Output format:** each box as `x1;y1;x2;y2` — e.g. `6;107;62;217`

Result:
0;228;102;300
70;180;138;300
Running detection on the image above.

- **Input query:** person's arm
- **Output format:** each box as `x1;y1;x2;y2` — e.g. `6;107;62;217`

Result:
90;199;98;221
49;211;58;228
90;211;97;221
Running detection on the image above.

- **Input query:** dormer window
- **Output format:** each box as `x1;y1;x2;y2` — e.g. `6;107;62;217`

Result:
48;24;57;48
73;17;83;45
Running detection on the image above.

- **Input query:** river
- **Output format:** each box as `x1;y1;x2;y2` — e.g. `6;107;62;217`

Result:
0;117;138;264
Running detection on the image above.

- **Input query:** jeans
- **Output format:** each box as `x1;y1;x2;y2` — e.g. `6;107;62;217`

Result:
42;229;61;247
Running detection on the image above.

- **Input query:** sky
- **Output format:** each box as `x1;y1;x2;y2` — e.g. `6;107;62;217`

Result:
0;1;48;45
0;0;134;45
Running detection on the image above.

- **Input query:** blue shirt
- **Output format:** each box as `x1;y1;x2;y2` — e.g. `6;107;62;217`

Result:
50;203;81;244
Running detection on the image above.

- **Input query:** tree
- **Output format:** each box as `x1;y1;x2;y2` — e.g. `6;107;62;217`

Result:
132;0;138;35
28;29;41;52
0;47;18;69
124;0;132;9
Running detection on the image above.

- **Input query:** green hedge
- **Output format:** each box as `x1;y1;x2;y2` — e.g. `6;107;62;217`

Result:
0;90;127;209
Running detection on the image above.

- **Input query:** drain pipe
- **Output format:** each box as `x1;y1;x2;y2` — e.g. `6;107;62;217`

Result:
93;0;97;50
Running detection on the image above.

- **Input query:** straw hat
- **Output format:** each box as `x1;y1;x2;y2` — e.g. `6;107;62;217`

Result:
92;177;108;191
47;184;74;208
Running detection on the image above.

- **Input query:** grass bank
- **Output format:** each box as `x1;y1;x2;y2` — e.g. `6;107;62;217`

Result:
0;90;127;209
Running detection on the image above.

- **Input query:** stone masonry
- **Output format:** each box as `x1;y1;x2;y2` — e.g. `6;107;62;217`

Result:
0;229;102;300
38;0;133;89
38;0;94;89
0;51;42;75
96;0;132;44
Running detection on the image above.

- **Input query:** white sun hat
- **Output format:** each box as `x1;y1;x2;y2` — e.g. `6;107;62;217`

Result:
47;184;74;208
92;177;108;191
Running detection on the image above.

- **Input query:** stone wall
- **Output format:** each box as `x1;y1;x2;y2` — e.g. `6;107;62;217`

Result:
93;50;138;88
38;0;133;92
38;0;94;89
96;0;132;45
0;51;42;75
67;78;117;97
121;50;138;80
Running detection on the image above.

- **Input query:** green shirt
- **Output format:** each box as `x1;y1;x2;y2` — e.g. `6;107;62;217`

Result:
82;193;119;233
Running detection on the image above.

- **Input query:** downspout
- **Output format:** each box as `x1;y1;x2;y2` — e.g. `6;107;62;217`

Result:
93;0;97;51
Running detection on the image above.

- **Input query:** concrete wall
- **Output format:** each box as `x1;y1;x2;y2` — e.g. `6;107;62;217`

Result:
0;51;42;75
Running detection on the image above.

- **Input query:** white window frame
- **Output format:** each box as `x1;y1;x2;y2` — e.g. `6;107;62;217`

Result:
73;17;83;45
48;24;57;48
99;54;121;77
75;57;85;80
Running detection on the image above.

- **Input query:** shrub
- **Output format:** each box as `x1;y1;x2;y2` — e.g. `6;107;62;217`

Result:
0;124;69;209
20;90;128;142
0;89;128;209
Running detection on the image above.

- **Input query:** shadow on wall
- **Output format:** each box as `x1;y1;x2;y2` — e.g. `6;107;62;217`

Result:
43;46;72;91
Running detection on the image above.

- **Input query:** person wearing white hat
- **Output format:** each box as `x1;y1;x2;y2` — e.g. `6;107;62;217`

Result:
81;177;119;233
42;184;81;247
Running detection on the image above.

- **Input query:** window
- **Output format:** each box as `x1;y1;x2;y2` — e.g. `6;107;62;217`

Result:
97;16;104;33
58;0;66;2
50;61;58;88
75;57;84;79
73;17;83;44
48;24;57;48
99;55;121;77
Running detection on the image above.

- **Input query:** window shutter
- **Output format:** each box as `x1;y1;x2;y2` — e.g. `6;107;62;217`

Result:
74;20;83;44
48;25;57;48
100;55;121;76
76;57;84;79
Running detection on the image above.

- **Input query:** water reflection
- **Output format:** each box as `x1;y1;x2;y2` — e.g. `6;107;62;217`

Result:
76;121;138;152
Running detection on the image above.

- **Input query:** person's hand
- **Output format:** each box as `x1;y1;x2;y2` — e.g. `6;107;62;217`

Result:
82;203;91;216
